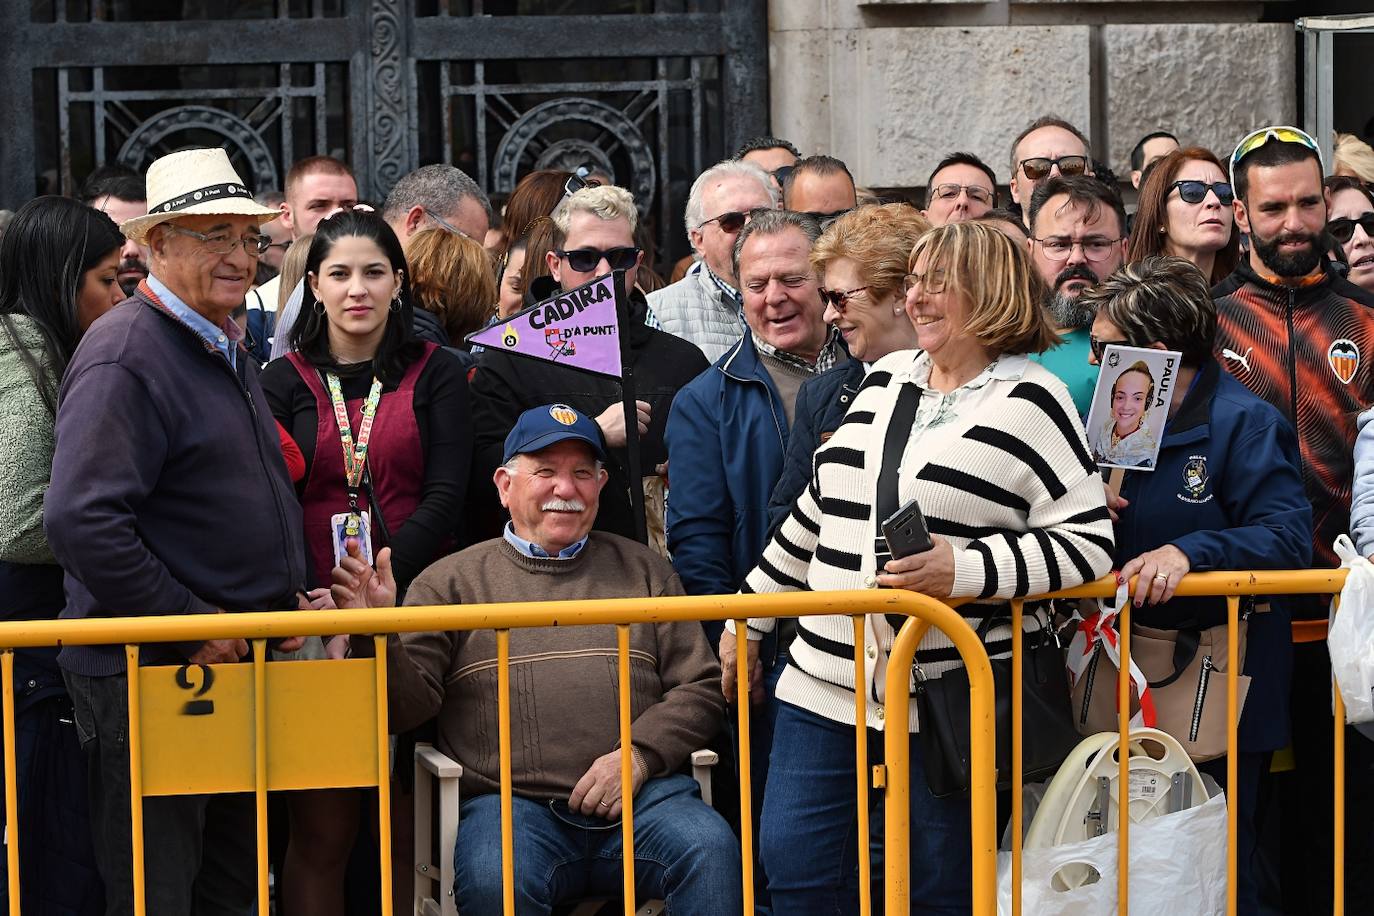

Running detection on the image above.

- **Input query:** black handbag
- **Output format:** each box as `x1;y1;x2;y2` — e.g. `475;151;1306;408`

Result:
873;381;1077;799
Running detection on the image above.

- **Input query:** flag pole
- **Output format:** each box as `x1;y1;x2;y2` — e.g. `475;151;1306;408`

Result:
613;269;648;544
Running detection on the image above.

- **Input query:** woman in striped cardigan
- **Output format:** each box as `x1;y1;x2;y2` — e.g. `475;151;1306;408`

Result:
725;221;1114;914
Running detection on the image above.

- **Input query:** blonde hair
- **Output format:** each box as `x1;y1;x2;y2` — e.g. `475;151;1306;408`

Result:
1335;133;1374;185
277;233;313;311
907;221;1058;355
552;184;638;239
810;203;930;298
404;228;499;343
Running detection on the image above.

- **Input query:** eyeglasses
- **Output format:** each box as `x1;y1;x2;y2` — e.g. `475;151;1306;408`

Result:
555;246;641;273
1230;126;1322;173
1169;180;1234;206
562;167;603;200
930;183;994;205
1327;213;1374;244
1032;236;1123;262
698;210;749;233
818;285;870;310
264;241;291;253
901;269;947;295
1090;334;1130;362
424;208;471;239
165;225;271;257
1017;155;1088;181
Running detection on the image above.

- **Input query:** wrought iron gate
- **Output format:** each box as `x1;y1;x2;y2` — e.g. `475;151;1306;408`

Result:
0;0;768;265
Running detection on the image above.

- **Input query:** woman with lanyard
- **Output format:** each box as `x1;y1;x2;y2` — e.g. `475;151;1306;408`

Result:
260;208;471;916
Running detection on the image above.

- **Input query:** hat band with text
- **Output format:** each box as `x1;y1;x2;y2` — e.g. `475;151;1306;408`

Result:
152;182;255;214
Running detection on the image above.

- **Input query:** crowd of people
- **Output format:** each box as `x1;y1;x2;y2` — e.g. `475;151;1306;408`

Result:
1;115;1373;916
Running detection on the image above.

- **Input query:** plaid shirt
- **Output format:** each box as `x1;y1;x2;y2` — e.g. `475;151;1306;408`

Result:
751;326;843;373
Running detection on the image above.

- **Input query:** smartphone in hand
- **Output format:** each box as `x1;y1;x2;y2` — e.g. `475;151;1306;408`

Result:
881;498;934;559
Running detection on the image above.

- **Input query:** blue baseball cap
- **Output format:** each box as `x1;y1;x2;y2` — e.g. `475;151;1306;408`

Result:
503;403;608;464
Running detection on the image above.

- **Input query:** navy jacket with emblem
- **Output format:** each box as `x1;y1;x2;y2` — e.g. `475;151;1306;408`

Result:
1113;359;1312;750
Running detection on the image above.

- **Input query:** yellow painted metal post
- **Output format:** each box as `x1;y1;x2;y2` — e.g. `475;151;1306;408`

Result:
617;624;636;915
374;635;394;916
496;629;515;916
1332;595;1345;916
1117;601;1131;916
1010;600;1024;916
1226;597;1239;916
253;641;269;916
733;620;755;915
852;615;872;916
2;651;20;916
126;645;147;916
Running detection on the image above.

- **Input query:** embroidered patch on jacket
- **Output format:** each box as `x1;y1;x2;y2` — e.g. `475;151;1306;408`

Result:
1329;338;1360;385
1178;456;1213;504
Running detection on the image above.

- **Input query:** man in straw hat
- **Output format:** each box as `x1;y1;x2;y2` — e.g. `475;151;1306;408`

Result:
45;147;309;915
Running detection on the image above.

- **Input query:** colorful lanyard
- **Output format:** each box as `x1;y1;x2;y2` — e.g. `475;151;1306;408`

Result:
325;372;384;534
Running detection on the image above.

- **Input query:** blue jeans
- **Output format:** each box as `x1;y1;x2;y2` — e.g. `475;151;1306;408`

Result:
453;772;741;915
760;700;971;915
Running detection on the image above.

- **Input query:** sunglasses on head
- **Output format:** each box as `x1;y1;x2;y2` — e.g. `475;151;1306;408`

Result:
561;167;603;200
1018;155;1088;181
1170;180;1234;206
699;210;749;233
1328;213;1374;244
555;246;641;273
1231;126;1321;173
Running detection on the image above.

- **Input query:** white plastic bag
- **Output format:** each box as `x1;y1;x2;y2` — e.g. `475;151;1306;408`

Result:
996;792;1228;916
1330;535;1374;724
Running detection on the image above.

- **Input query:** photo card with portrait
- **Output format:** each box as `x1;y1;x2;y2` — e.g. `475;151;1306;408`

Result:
1085;344;1182;471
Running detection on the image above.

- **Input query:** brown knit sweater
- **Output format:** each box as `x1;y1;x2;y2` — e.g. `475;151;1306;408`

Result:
384;533;724;800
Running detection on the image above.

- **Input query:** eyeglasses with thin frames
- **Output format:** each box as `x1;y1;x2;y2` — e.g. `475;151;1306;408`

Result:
1032;236;1123;262
424;208;471;239
930;184;994;205
164;225;270;257
902;270;947;295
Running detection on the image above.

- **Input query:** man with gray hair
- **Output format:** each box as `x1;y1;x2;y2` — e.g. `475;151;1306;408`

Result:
470;184;707;544
382;162;492;244
648;160;778;362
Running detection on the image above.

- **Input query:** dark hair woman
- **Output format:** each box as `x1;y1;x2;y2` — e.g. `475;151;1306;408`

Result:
0;195;125;915
258;209;471;915
1126;147;1240;285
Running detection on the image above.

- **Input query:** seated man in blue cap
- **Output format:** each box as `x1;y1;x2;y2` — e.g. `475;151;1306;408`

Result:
332;403;739;915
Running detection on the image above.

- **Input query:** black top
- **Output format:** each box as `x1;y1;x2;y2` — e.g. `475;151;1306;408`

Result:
259;349;472;590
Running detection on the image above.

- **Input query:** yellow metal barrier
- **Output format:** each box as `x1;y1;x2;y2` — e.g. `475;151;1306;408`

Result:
0;588;998;916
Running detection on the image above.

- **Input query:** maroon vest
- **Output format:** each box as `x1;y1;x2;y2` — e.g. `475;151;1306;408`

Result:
288;344;436;587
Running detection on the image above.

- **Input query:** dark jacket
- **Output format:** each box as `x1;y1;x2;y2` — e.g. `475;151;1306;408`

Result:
1114;360;1312;750
46;289;307;676
1212;258;1374;570
765;358;866;540
665;334;790;599
412;308;481;374
469;276;708;541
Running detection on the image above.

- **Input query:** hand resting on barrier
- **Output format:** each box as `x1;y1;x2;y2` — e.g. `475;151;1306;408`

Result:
718;628;764;705
1118;544;1191;607
568;748;648;821
330;538;397;610
876;534;956;596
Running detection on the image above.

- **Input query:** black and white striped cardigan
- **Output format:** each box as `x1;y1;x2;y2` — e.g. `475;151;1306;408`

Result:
739;350;1114;731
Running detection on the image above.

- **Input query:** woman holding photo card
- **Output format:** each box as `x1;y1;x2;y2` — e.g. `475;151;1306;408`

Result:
259;208;471;916
1081;255;1310;914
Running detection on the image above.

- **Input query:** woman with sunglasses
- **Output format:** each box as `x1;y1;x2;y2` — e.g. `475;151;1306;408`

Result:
1126;147;1239;285
1325;175;1374;295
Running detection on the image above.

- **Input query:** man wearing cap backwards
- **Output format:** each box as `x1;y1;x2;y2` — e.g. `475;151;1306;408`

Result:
332;404;739;916
45;148;309;915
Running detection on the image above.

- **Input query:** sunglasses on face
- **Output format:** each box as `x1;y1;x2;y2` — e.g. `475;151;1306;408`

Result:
699;210;749;233
1170;180;1234;206
555;246;640;273
1089;334;1130;362
1327;213;1374;244
772;165;795;186
1018;155;1088;181
818;285;870;309
802;208;852;226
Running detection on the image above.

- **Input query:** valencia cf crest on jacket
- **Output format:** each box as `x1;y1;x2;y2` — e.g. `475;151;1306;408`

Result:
1329;338;1360;384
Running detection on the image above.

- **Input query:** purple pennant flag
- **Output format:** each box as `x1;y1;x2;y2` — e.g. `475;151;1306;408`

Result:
465;274;622;378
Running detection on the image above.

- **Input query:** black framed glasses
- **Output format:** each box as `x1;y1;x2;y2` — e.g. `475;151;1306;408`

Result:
698;210;749;233
555;246;641;272
1032;236;1123;262
165;225;271;257
818;285;870;310
801;208;852;226
1169;180;1234;206
1018;155;1088;181
1089;334;1130;362
1327;213;1374;244
930;183;994;205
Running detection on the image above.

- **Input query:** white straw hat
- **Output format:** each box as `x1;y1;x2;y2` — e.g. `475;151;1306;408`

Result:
120;148;281;243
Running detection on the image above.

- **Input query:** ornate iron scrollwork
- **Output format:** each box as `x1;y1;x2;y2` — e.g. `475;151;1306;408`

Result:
118;105;280;194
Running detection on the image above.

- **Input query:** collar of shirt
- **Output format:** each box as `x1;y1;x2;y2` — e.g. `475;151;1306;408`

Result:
704;264;744;309
147;273;241;369
908;349;1028;390
751;326;844;374
502;521;588;560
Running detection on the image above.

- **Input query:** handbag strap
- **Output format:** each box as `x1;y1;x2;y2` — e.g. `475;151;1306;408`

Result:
874;382;922;564
1145;627;1201;689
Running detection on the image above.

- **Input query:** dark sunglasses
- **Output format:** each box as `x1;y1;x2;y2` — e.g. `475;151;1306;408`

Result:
1018;155;1088;181
1170;180;1234;206
699;210;748;233
1327;213;1374;244
772;165;795;186
555;246;641;273
1089;334;1130;362
801;208;852;225
561;168;602;200
818;285;869;309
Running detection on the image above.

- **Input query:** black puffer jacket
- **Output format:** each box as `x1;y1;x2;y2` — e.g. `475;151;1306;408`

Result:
469;276;709;540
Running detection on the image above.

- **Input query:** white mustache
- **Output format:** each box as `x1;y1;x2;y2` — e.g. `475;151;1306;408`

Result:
541;499;586;512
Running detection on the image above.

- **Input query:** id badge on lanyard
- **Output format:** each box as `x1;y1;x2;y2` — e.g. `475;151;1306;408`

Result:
325;372;383;564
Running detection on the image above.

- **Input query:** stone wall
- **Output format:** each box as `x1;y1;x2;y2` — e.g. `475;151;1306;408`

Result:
768;1;1296;191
